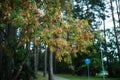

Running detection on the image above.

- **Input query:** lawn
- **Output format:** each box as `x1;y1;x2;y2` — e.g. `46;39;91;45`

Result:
37;75;47;80
37;73;120;80
57;74;120;80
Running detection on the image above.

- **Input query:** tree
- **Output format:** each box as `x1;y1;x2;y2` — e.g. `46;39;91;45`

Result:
110;0;120;62
73;0;106;28
0;0;41;79
43;44;48;77
0;0;94;80
115;0;120;28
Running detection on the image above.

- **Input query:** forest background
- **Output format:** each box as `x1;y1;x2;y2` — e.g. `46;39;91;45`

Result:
0;0;120;80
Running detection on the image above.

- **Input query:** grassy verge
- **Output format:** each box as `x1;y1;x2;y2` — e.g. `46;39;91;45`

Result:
37;75;48;80
57;74;120;80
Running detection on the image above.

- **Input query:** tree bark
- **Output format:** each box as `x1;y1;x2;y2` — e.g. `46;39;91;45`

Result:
48;47;54;80
5;24;16;80
34;45;37;78
43;45;47;77
26;42;30;66
0;29;4;79
34;44;40;78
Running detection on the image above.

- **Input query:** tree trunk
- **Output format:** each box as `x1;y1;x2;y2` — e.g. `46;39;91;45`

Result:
13;25;32;80
0;29;4;79
34;45;37;78
37;45;40;71
13;42;30;80
34;44;39;78
48;47;54;80
53;52;57;74
116;0;120;28
5;24;16;80
110;0;120;62
26;42;30;66
43;45;47;77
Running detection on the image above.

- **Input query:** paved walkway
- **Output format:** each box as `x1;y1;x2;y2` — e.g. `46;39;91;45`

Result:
54;76;69;80
38;71;69;80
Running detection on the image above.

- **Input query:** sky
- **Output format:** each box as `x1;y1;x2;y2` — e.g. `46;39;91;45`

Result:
100;0;119;30
73;0;119;30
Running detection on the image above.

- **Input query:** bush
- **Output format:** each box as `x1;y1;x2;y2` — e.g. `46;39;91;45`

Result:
55;61;73;74
109;63;120;77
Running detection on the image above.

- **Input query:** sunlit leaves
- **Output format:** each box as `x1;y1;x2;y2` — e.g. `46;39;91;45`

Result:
0;0;94;63
55;50;71;63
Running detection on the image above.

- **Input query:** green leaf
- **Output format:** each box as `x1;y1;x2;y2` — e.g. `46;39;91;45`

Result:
11;12;17;19
0;23;6;28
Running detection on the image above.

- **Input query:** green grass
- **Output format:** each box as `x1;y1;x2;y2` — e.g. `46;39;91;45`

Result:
37;73;120;80
57;74;120;80
37;74;47;80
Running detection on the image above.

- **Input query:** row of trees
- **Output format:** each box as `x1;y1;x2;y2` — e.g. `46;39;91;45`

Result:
70;0;120;77
0;0;93;80
0;0;120;80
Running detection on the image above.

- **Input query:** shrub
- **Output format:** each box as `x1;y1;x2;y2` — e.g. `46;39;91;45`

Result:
109;63;120;77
